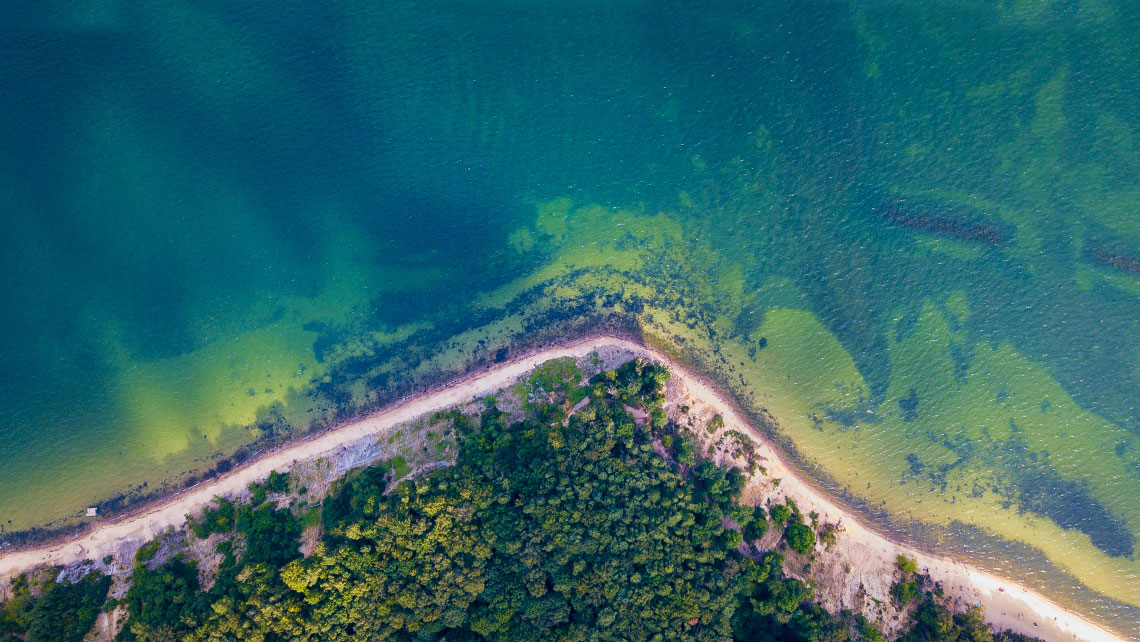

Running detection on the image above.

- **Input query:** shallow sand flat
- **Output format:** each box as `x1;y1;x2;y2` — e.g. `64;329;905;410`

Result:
0;336;1127;642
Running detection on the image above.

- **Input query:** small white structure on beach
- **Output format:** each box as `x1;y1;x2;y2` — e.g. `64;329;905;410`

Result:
86;507;98;517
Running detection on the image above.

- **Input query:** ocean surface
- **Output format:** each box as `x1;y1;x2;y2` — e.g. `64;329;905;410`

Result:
3;0;1139;632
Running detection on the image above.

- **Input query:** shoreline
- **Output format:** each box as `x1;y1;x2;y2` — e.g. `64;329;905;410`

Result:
0;335;1127;642
654;347;1126;642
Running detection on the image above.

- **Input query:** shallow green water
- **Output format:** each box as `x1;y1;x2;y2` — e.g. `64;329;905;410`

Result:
2;0;1140;631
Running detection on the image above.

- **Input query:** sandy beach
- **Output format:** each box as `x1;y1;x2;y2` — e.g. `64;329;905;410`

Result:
0;336;1127;642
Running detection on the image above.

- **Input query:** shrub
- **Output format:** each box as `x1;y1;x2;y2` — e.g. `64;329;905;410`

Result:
897;554;919;575
892;579;922;605
190;498;236;539
133;540;161;564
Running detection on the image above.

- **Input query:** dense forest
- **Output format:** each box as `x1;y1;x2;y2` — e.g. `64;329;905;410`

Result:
1;359;1043;642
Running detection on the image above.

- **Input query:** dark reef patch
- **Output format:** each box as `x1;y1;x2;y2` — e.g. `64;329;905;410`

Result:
303;321;340;364
898;388;919;422
989;435;1136;559
905;453;924;475
899;419;1136;560
874;195;1009;247
1085;242;1140;276
1015;461;1134;559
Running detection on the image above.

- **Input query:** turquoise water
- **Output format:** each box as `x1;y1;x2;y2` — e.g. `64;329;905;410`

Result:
3;0;1140;632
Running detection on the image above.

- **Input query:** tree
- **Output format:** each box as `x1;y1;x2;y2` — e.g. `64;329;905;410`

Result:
769;503;792;525
784;523;816;555
25;572;111;642
119;557;206;641
281;363;748;641
234;504;301;568
743;506;769;542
